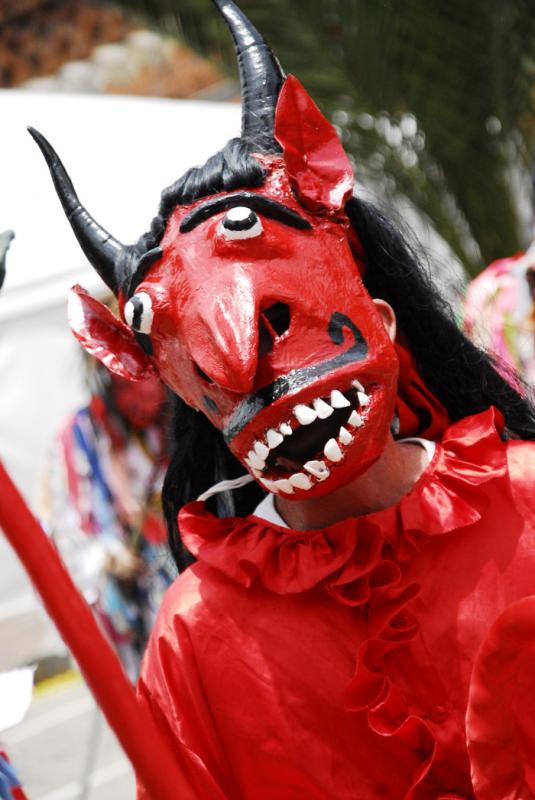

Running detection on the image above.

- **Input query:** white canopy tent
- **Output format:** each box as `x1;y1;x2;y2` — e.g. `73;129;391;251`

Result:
0;90;240;668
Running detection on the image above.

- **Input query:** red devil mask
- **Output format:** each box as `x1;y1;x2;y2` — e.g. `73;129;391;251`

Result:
31;1;403;500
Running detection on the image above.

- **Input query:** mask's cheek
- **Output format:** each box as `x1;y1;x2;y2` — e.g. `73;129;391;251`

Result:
150;333;200;408
149;332;233;429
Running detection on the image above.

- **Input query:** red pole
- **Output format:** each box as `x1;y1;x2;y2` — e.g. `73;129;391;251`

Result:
0;461;198;800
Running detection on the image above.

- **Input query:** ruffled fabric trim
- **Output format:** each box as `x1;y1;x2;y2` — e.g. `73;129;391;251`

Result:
390;405;507;561
179;407;509;798
180;407;507;588
180;505;384;594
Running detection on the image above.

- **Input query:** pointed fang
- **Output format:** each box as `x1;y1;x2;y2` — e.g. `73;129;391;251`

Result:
324;438;343;463
254;441;270;460
289;473;313;491
304;460;330;480
247;450;265;470
330;390;350;409
348;410;363;428
313;397;334;419
266;428;284;449
339;426;353;446
293;404;318;425
274;479;295;495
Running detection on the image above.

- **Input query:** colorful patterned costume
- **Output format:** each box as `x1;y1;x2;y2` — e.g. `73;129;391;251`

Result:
41;388;176;678
464;247;535;387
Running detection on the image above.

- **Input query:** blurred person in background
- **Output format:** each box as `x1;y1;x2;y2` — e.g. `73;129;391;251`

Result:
464;172;535;387
40;314;176;679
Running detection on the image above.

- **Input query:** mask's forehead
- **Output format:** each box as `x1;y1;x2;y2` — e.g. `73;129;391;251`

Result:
159;154;359;271
167;153;351;232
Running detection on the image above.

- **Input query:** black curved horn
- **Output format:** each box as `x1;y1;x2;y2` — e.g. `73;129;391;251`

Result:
212;0;285;152
28;127;123;294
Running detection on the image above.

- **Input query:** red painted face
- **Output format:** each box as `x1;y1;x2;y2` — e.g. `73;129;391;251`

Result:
123;157;398;499
68;76;399;500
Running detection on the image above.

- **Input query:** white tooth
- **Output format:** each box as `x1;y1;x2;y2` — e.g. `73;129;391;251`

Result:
266;428;284;449
352;379;365;392
261;479;278;492
304;460;330;480
348;410;363;428
254;441;270;460
330;390;351;409
358;391;370;407
247;450;265;470
293;404;318;425
313;397;334;419
279;422;293;437
274;479;295;495
324;438;343;462
289;473;313;491
338;426;353;446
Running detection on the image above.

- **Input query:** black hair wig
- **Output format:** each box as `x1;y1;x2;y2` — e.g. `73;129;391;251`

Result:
119;140;535;571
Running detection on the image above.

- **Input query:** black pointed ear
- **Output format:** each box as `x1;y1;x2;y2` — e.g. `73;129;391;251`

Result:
274;75;354;212
68;285;156;381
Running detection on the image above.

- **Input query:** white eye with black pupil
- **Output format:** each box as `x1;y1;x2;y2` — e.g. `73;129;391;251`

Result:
124;292;153;335
220;206;263;240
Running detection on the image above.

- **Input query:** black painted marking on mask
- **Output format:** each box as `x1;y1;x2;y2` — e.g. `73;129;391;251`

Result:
223;312;368;443
135;331;153;356
132;296;144;331
203;395;220;415
180;192;312;233
128;246;163;298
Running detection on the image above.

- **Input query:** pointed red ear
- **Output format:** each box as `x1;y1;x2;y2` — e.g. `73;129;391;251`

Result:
68;285;156;381
274;74;354;213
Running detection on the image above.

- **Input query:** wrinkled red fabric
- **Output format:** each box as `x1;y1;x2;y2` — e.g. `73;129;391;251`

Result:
137;408;535;799
466;599;535;799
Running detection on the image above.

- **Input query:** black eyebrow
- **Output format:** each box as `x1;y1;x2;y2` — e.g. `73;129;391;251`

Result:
179;192;313;233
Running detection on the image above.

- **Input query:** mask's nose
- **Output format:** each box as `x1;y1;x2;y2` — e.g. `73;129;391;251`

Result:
186;274;291;394
185;267;291;394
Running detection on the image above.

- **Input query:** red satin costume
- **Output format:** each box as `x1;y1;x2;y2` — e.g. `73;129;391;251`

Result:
29;2;535;797
136;408;535;799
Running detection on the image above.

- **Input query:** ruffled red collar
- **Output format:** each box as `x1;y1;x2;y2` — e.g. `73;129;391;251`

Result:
179;408;508;798
179;407;507;592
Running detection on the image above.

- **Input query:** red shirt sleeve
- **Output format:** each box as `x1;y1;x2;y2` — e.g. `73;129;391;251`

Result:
135;578;238;800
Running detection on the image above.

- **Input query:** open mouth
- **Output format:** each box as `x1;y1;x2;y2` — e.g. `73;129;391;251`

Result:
244;379;371;495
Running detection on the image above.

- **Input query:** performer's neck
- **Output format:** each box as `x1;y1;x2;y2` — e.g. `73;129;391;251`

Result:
275;435;430;531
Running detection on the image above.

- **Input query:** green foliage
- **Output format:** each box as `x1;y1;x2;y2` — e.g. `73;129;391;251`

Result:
114;0;535;275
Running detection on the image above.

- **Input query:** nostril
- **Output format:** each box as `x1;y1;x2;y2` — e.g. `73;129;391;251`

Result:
258;318;274;358
261;302;291;337
194;362;214;384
